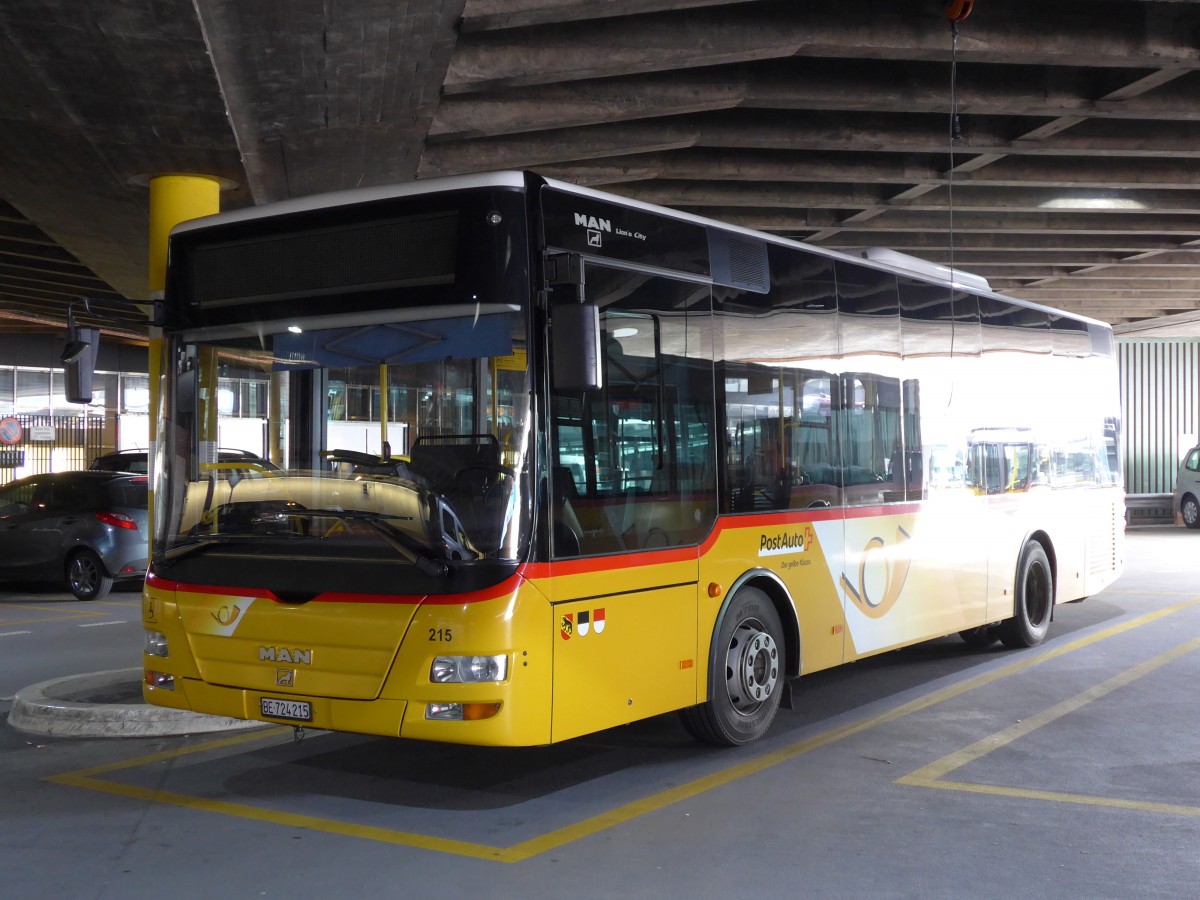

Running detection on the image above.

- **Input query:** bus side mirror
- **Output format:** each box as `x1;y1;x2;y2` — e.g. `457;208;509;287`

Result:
551;303;603;392
175;351;197;414
62;327;99;404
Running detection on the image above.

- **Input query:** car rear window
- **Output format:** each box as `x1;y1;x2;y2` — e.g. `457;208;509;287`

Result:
104;478;149;507
93;455;148;473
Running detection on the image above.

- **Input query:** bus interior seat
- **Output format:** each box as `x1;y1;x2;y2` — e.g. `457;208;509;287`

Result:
410;434;500;486
551;465;582;556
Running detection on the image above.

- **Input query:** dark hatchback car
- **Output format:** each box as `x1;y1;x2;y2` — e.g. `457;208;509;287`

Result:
90;447;279;475
0;471;149;600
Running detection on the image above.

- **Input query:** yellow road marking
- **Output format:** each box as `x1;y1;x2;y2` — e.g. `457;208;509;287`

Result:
48;772;508;860
46;595;1200;861
0;604;129;627
898;781;1200;818
896;633;1200;817
48;727;289;780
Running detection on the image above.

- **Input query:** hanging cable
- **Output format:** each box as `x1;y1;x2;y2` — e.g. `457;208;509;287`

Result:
948;15;961;283
944;3;970;404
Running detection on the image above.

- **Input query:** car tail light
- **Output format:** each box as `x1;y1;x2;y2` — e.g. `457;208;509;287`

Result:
96;511;139;530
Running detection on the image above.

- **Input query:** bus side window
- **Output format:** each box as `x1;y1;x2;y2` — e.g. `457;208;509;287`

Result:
549;267;717;557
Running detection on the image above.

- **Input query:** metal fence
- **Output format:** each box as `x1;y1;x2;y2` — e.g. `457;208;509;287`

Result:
0;413;106;485
1118;337;1200;496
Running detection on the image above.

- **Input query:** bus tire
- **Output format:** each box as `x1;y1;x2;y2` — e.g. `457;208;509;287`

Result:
958;626;997;648
998;541;1053;649
680;587;785;746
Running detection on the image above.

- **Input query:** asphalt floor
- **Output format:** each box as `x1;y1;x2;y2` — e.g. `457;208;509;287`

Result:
1;526;1197;899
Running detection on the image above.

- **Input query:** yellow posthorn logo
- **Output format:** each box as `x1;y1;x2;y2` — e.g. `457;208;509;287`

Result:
841;525;912;619
212;603;242;626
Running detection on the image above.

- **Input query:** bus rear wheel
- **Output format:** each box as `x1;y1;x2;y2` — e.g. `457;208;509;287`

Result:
681;587;785;746
998;541;1053;649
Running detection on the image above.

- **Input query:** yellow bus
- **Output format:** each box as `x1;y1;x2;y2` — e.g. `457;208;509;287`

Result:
142;171;1124;746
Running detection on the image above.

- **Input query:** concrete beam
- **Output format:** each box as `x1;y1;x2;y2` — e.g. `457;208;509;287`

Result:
538;150;1200;192
616;181;1200;215
459;0;757;32
447;1;1200;93
194;0;466;202
431;59;1200;142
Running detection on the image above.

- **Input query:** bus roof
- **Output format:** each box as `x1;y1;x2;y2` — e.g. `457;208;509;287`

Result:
170;171;529;235
170;169;1109;331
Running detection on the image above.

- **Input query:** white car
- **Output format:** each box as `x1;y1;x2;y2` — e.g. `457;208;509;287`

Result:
1174;445;1200;529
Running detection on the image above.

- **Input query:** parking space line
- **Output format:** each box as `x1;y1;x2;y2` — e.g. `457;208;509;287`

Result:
0;603;136;627
45;594;1200;862
49;773;513;860
47;727;289;780
896;633;1200;817
0;614;94;627
898;779;1200;819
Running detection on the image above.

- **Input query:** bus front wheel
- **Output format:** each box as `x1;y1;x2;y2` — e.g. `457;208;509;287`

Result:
998;541;1053;649
681;587;785;746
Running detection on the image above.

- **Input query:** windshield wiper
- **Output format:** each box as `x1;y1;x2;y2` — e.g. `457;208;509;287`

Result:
284;508;449;577
163;534;280;561
289;508;414;523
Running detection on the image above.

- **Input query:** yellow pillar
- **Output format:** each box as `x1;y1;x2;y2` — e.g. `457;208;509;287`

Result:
269;371;284;467
379;364;389;459
146;174;223;543
148;174;222;295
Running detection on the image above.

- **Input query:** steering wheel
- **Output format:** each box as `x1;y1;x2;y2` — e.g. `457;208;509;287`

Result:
450;464;515;503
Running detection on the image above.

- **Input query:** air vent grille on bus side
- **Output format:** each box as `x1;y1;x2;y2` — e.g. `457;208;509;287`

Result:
708;230;769;294
187;212;458;305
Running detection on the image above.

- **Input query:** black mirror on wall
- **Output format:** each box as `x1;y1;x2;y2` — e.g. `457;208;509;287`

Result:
62;303;99;404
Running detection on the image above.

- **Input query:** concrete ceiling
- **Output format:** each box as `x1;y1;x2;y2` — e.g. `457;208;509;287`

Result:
4;0;1200;344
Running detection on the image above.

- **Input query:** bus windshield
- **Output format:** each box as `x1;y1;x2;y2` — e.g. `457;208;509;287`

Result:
155;303;533;597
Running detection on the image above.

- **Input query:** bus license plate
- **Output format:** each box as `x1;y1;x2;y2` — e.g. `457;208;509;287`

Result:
260;697;312;722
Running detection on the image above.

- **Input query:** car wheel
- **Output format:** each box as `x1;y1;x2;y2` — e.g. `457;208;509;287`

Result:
1182;495;1200;530
66;549;114;601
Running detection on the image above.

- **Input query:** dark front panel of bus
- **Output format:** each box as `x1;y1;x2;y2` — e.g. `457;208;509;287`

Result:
164;188;530;333
541;187;710;277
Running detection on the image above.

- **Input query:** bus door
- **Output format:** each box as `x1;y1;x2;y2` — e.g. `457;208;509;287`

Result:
546;262;718;742
970;438;1036;622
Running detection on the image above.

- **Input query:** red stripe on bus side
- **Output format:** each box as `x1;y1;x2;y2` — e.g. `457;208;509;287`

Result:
149;503;923;603
696;502;921;554
151;573;528;607
524;502;924;579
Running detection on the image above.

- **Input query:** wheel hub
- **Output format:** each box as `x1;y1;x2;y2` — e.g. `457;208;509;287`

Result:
726;620;779;715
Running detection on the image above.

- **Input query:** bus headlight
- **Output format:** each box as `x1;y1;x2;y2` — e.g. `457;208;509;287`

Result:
430;654;508;683
426;702;502;721
144;630;169;658
144;670;175;690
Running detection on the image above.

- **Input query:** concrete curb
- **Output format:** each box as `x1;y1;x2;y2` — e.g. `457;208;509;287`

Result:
7;668;266;738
